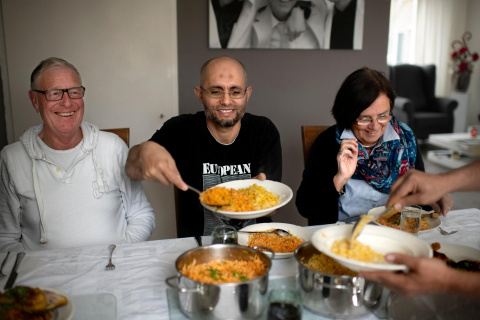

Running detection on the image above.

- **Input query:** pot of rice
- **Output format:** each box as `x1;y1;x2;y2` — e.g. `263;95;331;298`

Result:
294;242;383;319
166;244;272;320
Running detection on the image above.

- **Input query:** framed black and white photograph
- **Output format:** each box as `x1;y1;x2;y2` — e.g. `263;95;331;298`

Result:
209;0;365;50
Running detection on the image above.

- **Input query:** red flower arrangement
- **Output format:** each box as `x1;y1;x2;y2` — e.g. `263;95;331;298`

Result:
451;32;478;73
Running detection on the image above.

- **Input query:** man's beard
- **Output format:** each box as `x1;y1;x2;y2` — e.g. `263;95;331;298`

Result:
204;105;245;128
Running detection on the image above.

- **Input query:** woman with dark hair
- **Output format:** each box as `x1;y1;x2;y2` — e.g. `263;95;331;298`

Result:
296;67;452;225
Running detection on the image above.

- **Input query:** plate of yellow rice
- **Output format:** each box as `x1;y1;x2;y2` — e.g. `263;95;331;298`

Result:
200;179;293;219
311;224;432;272
238;223;312;259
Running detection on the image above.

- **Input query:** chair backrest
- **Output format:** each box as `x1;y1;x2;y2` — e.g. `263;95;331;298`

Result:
100;128;130;147
301;125;329;166
388;64;436;111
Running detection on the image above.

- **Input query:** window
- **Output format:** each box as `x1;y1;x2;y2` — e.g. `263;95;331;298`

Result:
387;0;417;65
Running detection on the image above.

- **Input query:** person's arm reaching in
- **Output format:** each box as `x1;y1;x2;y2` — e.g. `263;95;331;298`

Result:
126;141;188;191
360;253;480;300
387;160;480;211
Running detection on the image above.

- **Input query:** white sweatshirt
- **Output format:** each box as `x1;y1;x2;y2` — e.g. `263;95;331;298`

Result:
0;122;155;252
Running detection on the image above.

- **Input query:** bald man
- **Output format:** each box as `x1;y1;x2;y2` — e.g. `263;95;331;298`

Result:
126;56;282;237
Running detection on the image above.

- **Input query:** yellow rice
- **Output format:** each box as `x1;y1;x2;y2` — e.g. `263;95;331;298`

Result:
331;239;385;263
203;184;279;212
304;253;357;276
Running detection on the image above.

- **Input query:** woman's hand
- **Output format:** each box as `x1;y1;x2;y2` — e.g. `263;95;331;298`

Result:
333;139;358;192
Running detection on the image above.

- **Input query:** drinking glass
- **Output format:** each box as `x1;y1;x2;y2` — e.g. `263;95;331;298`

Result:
211;225;238;244
267;287;302;320
399;206;422;236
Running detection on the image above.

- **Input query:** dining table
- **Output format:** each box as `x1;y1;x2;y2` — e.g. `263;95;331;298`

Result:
0;208;479;320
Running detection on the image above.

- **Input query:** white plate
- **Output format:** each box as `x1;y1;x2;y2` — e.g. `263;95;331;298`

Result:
0;287;74;319
311;224;432;272
201;179;293;220
368;206;442;233
45;287;75;320
238;223;312;259
436;243;480;261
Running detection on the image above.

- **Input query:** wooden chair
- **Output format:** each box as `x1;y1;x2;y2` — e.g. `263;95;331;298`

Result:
100;128;130;147
301;125;329;166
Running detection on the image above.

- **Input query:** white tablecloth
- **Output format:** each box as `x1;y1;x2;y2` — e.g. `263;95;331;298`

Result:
1;208;479;320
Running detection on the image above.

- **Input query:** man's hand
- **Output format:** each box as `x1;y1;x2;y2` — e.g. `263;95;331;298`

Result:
252;173;267;181
126;141;187;191
387;170;449;211
286;7;306;41
360;253;452;297
428;194;453;216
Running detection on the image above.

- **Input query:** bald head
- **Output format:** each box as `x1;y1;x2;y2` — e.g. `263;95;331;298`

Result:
199;56;248;87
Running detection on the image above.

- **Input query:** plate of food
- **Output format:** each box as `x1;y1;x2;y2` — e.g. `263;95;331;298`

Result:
368;206;441;233
311;224;432;272
238;223;312;259
0;286;74;319
200;179;293;220
431;242;480;271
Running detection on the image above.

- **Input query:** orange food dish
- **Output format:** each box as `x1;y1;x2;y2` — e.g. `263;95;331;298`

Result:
247;232;303;253
201;184;279;212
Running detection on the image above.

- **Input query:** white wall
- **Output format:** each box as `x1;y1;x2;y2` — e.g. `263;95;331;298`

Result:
1;0;179;240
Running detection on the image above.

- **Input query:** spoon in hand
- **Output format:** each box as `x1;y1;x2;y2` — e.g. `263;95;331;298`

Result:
238;229;293;237
187;185;231;207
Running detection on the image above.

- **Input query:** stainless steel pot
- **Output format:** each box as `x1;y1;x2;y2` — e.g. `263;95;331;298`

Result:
166;244;273;320
294;242;383;319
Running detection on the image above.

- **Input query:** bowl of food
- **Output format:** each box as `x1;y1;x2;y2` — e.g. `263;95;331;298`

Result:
311;224;433;272
238;223;312;259
294;242;384;319
166;244;273;320
368;206;441;233
200;179;293;219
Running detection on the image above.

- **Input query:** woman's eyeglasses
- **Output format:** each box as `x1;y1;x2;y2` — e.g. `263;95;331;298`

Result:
356;112;392;126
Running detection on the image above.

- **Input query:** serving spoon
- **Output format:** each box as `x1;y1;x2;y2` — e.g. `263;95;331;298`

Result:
187;184;231;206
238;229;293;237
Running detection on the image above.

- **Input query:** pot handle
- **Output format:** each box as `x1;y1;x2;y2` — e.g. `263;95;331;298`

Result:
316;278;349;290
253;246;276;260
316;276;365;292
165;275;202;293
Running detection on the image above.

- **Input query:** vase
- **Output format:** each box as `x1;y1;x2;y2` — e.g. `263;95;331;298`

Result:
453;71;471;92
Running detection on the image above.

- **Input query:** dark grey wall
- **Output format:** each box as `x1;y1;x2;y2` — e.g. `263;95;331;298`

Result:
177;0;391;226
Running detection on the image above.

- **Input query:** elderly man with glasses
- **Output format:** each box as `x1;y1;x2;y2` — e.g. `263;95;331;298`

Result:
296;67;452;226
0;57;155;252
126;55;282;238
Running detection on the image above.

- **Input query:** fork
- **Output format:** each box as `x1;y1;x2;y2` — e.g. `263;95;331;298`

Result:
105;245;116;271
0;251;10;277
439;227;458;235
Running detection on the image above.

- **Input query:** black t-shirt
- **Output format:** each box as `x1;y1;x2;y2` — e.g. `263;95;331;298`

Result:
150;112;282;237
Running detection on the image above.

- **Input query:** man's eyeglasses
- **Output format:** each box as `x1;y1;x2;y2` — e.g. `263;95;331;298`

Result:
356;112;392;126
200;86;246;99
33;86;86;101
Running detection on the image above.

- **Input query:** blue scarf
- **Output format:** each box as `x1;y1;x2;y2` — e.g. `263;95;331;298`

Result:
335;117;417;194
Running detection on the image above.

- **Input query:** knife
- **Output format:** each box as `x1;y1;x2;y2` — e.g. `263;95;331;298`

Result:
4;252;25;290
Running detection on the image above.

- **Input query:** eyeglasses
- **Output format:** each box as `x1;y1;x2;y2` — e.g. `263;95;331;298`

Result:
33;86;85;101
356;112;392;126
200;86;247;99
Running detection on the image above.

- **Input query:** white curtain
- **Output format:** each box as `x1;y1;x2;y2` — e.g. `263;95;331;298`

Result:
413;0;468;96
